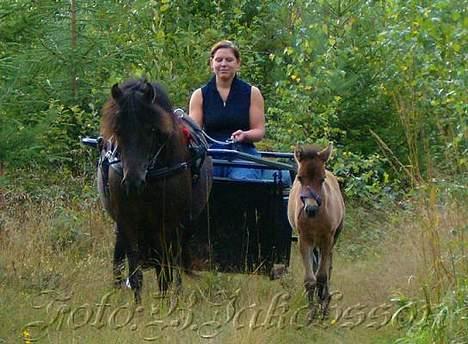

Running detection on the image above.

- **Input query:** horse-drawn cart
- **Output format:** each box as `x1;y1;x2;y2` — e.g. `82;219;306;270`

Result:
81;137;296;278
189;148;296;277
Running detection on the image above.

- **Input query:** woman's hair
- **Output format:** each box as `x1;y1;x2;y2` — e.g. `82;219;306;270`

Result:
210;40;240;61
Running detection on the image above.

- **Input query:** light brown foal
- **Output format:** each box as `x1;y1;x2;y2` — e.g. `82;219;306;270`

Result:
288;143;345;318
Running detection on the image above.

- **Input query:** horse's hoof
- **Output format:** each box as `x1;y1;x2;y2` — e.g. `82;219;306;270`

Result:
134;290;142;304
320;309;330;320
307;305;318;322
114;278;132;289
113;279;125;288
319;297;331;319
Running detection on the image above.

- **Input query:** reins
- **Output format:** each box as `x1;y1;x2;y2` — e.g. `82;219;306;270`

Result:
202;131;235;146
173;108;234;147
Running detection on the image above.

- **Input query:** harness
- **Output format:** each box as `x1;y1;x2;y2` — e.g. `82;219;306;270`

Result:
174;108;209;180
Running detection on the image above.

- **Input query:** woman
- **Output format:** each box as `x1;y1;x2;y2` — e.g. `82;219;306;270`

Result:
189;40;265;180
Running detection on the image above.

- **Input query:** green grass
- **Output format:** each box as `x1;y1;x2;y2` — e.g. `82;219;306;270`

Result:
0;174;465;343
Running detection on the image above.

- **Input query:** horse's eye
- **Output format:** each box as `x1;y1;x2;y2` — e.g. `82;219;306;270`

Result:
297;176;303;183
320;177;326;183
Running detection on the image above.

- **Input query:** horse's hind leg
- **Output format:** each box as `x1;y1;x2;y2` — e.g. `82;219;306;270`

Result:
113;224;127;288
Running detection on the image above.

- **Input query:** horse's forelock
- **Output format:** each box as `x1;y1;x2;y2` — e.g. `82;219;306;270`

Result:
300;145;323;160
297;145;326;179
100;79;175;140
119;79;172;112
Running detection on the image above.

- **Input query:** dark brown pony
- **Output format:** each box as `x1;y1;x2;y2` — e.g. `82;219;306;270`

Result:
288;144;345;318
97;79;211;303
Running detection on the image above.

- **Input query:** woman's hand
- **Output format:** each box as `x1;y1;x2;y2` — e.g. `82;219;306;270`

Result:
231;130;248;142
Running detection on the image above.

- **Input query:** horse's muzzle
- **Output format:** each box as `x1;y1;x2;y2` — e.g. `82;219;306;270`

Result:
304;204;319;217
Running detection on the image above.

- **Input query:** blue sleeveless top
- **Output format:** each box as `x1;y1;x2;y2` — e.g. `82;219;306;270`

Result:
201;75;251;142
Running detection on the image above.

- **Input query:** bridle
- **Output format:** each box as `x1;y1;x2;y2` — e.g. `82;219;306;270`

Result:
300;185;322;207
106;103;191;181
147;128;171;171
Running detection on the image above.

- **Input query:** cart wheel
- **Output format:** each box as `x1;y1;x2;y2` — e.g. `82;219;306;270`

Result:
270;264;287;280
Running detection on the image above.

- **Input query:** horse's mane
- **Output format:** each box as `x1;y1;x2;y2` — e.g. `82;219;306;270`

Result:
100;79;173;140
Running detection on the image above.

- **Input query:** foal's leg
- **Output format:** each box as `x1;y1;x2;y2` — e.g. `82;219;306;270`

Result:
300;239;317;318
312;248;320;274
316;241;333;318
113;224;126;287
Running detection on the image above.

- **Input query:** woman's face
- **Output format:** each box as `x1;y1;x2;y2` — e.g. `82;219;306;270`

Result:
210;48;240;80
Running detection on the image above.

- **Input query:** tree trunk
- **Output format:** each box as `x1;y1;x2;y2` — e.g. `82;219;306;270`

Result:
71;0;78;100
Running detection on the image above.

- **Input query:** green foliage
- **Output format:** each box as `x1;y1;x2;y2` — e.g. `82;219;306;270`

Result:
47;208;91;253
37;101;100;166
393;281;467;344
331;150;393;200
0;0;465;191
377;0;467;176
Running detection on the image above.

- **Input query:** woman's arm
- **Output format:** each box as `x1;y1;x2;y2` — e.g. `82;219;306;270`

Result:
189;88;204;128
231;86;265;143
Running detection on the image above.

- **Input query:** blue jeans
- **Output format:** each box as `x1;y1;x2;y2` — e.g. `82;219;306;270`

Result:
211;143;262;181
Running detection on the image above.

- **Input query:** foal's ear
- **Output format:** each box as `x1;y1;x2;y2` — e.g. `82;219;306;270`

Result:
111;83;122;101
318;143;333;162
294;145;304;162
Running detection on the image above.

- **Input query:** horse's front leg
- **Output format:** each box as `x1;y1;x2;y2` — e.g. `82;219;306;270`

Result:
113;224;127;288
127;242;143;304
316;242;333;318
299;238;317;319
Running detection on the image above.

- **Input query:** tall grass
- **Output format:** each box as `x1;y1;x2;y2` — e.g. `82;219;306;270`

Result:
0;169;465;343
391;182;467;344
385;79;467;342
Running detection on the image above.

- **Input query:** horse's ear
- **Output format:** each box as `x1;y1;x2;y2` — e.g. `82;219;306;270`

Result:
294;145;304;163
111;83;122;101
143;82;155;103
318;143;333;162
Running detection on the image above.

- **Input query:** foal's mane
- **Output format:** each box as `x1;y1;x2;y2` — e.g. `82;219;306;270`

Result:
100;79;173;140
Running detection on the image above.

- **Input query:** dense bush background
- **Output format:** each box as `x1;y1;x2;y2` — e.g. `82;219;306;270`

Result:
1;0;465;187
